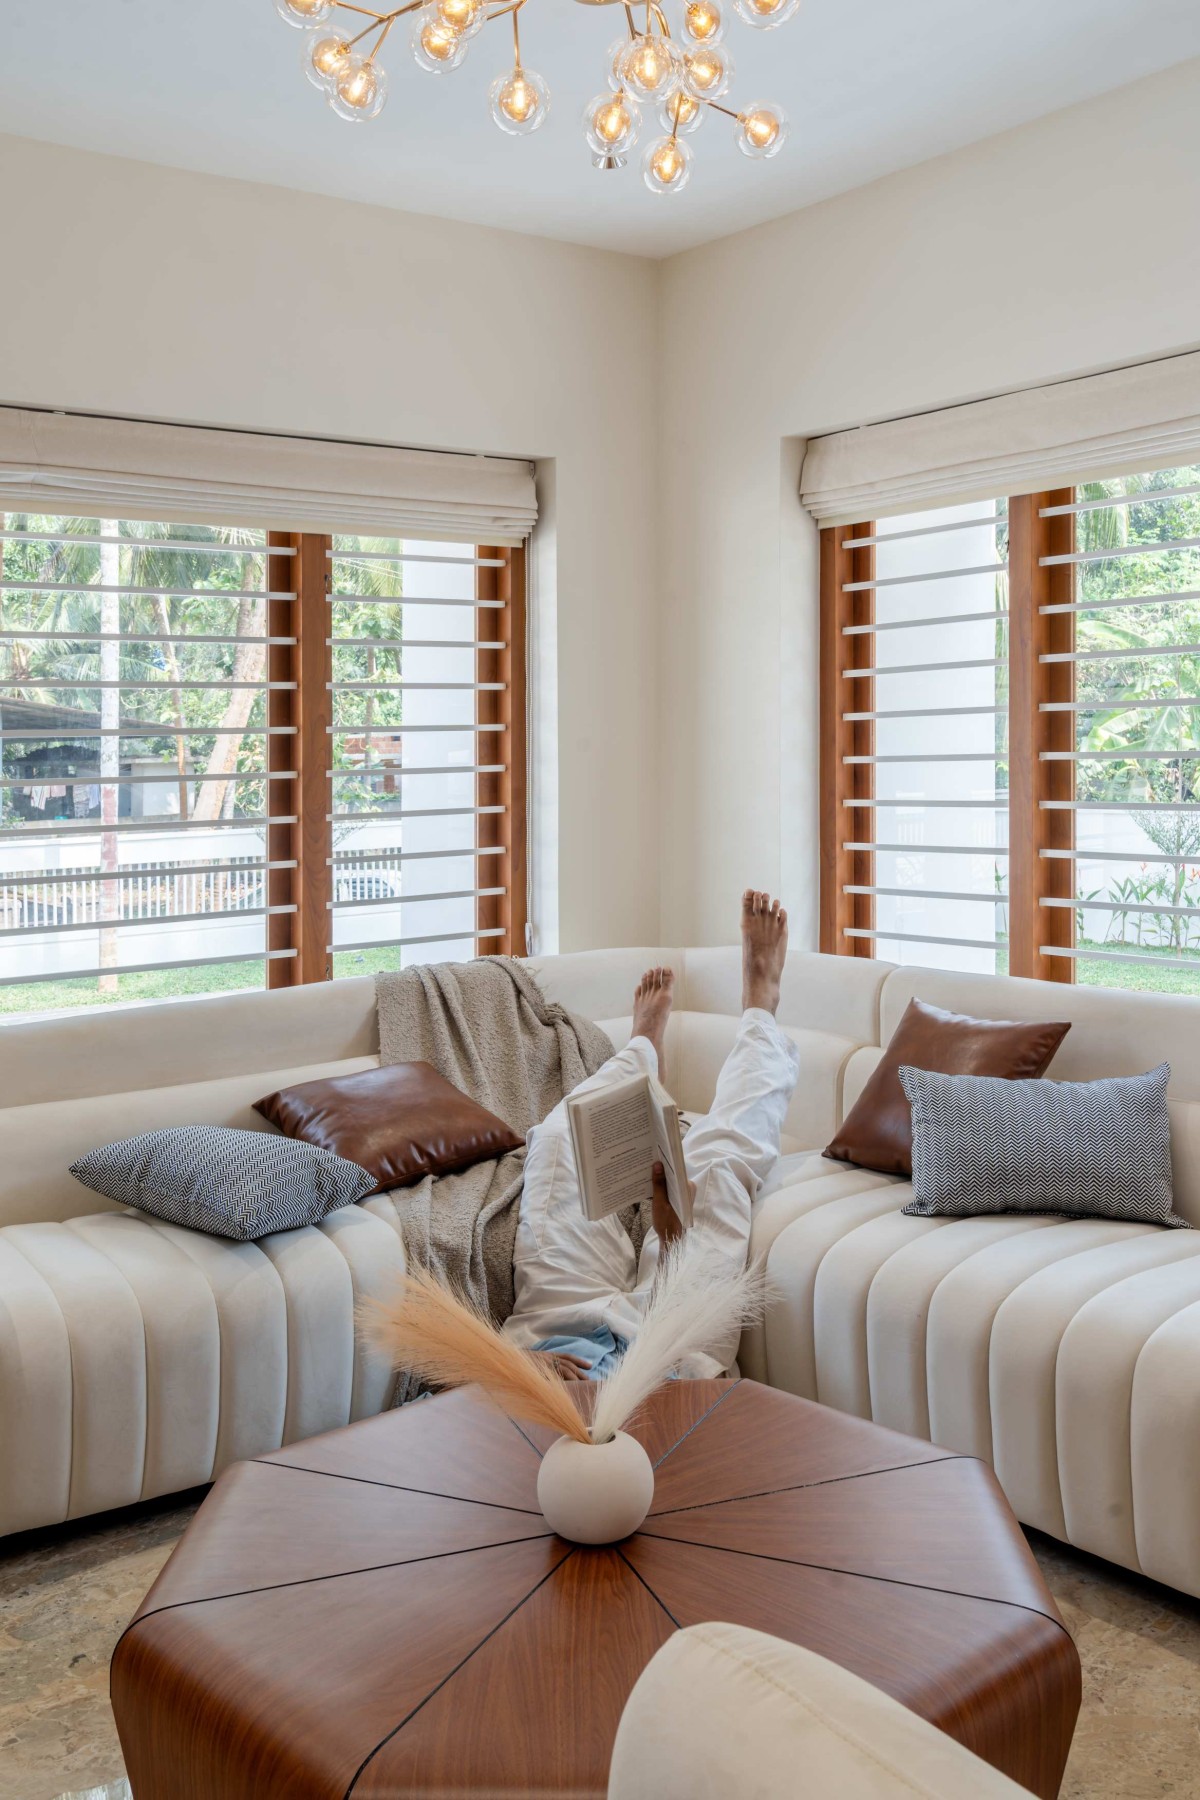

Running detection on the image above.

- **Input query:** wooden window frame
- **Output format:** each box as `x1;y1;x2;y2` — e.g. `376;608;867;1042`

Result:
267;531;333;989
477;544;529;960
819;524;875;956
1008;493;1075;982
269;533;529;988
819;497;1077;980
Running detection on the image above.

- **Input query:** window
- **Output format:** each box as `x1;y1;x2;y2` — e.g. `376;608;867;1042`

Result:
327;534;523;980
826;502;1009;973
820;464;1200;997
0;516;526;1018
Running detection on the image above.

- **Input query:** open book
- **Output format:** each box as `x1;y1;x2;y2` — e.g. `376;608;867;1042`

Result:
566;1072;693;1229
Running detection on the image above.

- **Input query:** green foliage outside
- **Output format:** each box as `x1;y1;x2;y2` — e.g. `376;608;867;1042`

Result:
988;468;1200;992
1067;466;1200;985
0;519;430;1014
0;944;416;1017
0;518;409;823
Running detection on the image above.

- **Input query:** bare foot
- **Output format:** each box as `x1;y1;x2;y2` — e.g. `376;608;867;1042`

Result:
742;890;788;1015
631;965;674;1078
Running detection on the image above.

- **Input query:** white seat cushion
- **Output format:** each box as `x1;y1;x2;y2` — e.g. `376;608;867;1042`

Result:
761;1180;1200;1596
0;1200;407;1536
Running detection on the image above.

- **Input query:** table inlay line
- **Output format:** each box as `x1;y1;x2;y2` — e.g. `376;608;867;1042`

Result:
648;1452;968;1516
631;1532;1075;1637
343;1545;579;1797
254;1457;544;1514
616;1546;681;1628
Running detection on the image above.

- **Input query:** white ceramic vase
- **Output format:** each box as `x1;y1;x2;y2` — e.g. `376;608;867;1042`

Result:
536;1431;655;1545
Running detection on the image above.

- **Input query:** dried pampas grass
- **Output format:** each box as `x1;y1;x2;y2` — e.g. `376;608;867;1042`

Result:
361;1267;590;1444
591;1237;766;1445
366;1244;768;1451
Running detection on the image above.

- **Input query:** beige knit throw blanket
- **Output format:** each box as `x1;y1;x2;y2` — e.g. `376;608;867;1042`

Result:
374;958;617;1387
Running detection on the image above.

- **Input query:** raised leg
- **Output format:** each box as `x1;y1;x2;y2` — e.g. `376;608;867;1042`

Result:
503;968;677;1350
634;894;798;1365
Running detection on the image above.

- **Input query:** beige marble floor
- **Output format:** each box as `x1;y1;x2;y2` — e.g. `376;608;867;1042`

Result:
3;1502;1200;1800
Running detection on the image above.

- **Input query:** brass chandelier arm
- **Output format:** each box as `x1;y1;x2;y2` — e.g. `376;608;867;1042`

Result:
341;6;418;55
365;13;397;59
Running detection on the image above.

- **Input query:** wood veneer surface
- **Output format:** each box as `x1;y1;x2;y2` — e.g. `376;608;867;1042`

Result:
111;1379;1081;1799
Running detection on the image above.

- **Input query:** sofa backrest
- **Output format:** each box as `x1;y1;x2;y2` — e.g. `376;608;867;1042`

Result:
0;949;890;1229
528;948;892;1164
5;947;1197;1231
0;977;383;1227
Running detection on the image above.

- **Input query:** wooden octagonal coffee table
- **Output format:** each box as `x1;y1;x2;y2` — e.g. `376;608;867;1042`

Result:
112;1380;1080;1798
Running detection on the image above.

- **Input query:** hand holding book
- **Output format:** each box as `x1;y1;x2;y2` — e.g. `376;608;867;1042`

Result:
651;1159;693;1248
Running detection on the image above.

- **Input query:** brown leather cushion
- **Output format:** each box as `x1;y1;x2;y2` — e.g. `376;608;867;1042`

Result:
824;998;1071;1177
254;1063;524;1196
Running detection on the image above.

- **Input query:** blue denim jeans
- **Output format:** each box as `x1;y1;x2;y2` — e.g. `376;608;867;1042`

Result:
531;1324;627;1380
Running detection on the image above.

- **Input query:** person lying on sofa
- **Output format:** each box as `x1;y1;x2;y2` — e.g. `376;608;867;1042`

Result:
502;891;800;1380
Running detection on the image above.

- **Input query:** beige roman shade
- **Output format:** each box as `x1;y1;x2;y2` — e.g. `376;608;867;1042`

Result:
0;407;536;543
800;351;1200;525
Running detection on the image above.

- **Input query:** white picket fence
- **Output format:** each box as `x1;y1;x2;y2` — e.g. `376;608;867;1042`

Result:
0;848;406;932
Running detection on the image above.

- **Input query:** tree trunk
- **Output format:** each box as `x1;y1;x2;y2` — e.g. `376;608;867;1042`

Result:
99;524;121;994
155;594;190;820
191;595;267;823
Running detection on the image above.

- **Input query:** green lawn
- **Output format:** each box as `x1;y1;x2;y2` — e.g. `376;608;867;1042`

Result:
0;945;414;1019
5;938;1199;1021
1074;942;1200;997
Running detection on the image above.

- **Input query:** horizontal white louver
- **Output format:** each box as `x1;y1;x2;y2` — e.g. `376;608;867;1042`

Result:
839;502;1011;972
0;516;297;1011
326;536;510;974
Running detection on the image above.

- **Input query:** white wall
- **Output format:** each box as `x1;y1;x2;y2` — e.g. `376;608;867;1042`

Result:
658;56;1200;948
0;132;660;954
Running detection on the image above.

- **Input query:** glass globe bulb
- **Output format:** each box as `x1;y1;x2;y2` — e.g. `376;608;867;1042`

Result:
435;0;486;40
618;34;682;103
735;100;789;158
583;89;641;159
304;28;353;89
328;56;389;120
412;9;469;72
642;133;692;195
732;0;801;28
683;0;725;43
682;42;732;100
275;0;337;27
605;37;628;90
489;65;550;135
658;89;703;135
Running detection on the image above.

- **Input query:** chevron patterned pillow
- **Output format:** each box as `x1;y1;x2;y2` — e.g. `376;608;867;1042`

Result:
898;1062;1188;1228
71;1125;375;1241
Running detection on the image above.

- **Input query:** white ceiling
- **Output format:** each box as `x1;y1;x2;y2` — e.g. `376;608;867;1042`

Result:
6;0;1200;257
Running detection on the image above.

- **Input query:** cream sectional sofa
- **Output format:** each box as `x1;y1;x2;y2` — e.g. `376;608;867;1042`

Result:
3;946;1200;1604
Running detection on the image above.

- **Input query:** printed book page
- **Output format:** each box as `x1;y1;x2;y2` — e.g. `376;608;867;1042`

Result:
567;1074;691;1226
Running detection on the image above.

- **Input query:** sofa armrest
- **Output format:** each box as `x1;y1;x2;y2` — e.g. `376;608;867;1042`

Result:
607;1623;1030;1798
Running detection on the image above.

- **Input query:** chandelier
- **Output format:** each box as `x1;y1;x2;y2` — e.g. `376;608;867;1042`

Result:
273;0;796;196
